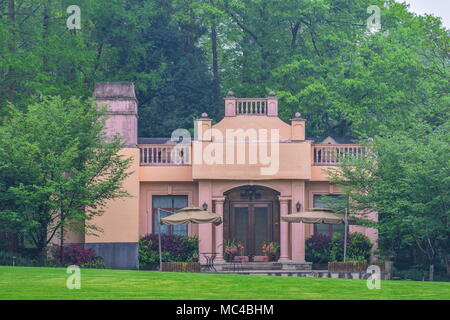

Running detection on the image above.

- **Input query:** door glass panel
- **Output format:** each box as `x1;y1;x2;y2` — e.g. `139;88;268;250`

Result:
254;206;269;255
234;206;248;255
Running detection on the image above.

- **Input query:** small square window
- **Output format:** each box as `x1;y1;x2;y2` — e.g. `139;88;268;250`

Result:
152;195;188;235
313;194;346;238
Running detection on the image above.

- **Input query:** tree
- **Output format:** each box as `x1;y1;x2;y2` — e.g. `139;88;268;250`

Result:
0;0;100;115
0;96;132;256
88;0;216;137
329;121;450;280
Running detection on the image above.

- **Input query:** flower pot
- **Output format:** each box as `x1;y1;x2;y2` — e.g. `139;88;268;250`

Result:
234;256;249;263
253;255;269;262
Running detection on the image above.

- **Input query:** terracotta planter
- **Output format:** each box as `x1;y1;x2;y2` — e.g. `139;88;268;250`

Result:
234;256;249;262
253;255;269;262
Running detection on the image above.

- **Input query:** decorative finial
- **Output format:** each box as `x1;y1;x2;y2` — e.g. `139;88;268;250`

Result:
291;112;305;121
226;90;235;98
201;112;208;118
268;91;276;98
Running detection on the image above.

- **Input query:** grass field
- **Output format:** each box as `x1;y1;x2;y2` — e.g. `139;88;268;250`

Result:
0;266;449;300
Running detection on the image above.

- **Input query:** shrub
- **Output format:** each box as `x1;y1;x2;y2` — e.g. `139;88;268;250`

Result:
330;232;373;262
0;250;40;266
394;267;425;281
81;256;108;269
347;233;373;261
305;234;332;264
52;245;107;268
139;234;198;269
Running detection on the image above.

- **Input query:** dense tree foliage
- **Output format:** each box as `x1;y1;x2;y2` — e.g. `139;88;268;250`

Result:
1;0;448;137
329;120;449;279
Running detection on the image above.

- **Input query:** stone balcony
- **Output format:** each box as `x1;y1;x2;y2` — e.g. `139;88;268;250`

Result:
138;143;365;166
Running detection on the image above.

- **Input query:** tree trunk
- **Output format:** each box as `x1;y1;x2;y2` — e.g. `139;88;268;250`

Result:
36;238;48;264
42;0;51;73
7;0;16;102
211;24;221;115
446;254;450;274
241;33;252;90
290;22;300;50
60;219;64;264
6;232;18;252
429;264;434;281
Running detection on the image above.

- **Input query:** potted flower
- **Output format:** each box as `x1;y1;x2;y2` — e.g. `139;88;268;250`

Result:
262;241;280;262
234;242;248;262
224;241;238;262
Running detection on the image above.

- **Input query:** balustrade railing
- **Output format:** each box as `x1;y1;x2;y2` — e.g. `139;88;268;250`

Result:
235;99;267;115
139;145;190;165
312;145;366;165
140;143;364;166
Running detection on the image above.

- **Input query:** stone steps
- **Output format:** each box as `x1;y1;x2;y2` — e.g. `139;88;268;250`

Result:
208;270;391;280
221;262;282;271
207;261;313;272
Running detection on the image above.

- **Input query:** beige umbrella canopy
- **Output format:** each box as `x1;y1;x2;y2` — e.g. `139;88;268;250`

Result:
281;208;357;225
160;206;222;226
282;207;360;262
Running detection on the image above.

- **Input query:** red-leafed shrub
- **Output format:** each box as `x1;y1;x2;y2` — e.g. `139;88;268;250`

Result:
52;245;106;268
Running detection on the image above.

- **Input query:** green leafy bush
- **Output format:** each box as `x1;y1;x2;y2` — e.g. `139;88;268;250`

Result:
0;251;40;266
139;234;198;269
305;234;332;264
330;232;373;262
81;256;108;269
394;267;425;281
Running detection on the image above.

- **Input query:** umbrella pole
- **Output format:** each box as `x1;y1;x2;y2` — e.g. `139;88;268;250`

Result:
158;208;162;272
343;208;348;262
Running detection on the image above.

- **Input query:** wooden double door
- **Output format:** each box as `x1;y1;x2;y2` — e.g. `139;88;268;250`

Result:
228;201;277;257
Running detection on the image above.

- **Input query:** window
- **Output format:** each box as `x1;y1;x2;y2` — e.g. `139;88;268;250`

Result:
313;194;346;238
152;195;188;235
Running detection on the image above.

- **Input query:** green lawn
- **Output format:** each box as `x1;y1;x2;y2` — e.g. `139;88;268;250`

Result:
0;266;448;300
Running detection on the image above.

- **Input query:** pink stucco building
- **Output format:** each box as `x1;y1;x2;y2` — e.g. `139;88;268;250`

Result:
68;82;377;269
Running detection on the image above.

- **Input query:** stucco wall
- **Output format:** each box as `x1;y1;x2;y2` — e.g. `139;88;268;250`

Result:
140;165;193;182
85;148;140;244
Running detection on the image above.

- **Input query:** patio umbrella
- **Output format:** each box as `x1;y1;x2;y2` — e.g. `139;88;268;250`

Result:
281;208;358;262
160;206;223;226
281;208;357;225
157;206;222;271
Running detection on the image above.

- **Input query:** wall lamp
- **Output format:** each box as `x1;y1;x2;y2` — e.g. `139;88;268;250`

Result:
296;201;301;212
202;202;208;211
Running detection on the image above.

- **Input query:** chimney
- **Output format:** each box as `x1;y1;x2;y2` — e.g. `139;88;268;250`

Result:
291;112;306;141
94;82;138;147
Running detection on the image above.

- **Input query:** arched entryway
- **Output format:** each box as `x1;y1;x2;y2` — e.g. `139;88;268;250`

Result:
223;185;280;259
